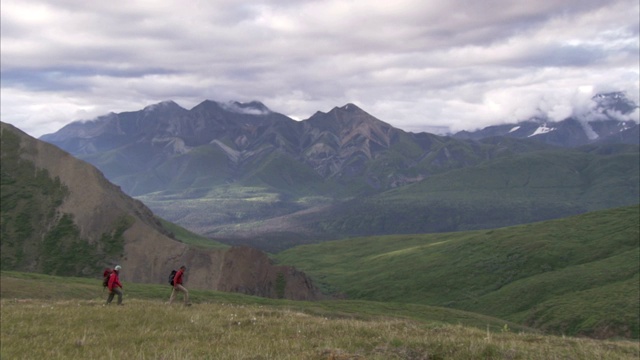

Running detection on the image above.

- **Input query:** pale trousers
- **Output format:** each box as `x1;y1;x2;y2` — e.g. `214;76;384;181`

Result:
169;284;189;304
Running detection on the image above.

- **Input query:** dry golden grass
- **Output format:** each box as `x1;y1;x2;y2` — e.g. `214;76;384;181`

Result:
2;298;638;360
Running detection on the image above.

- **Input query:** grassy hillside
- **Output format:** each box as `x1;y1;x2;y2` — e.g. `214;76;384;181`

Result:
398;147;640;208
276;205;640;339
0;128;130;276
157;218;228;250
1;125;227;277
2;272;638;360
309;148;639;238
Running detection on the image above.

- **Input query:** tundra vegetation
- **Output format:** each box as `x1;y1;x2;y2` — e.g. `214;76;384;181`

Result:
1;272;638;360
276;205;640;339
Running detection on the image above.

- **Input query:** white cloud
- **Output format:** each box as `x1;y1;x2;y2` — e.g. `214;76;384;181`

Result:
1;0;638;138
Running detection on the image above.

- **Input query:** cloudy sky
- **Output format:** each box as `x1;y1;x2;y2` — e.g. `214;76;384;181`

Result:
1;0;639;138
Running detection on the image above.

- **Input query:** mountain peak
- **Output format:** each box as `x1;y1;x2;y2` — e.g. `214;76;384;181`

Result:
327;103;369;116
143;100;184;112
306;103;393;131
339;103;361;112
592;92;638;115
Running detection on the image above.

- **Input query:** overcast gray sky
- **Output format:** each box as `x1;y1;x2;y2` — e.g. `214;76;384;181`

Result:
1;0;639;138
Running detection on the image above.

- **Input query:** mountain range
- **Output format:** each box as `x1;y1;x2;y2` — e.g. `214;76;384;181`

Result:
39;92;640;251
452;92;639;146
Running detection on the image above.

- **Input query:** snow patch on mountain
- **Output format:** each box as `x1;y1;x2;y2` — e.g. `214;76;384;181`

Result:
528;124;556;137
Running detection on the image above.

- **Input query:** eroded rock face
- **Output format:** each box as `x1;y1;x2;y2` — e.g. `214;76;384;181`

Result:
216;246;324;300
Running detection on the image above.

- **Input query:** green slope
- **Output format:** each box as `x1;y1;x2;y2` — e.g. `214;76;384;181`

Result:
0;124;226;275
0;270;530;334
158;218;228;249
275;205;640;338
311;148;639;237
0;128;130;276
390;148;639;206
5;272;639;359
240;149;333;196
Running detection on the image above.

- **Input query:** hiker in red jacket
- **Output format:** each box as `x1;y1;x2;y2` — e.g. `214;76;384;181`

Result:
169;265;191;305
106;265;124;305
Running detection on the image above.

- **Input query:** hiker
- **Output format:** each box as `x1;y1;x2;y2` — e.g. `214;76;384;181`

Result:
106;265;124;305
169;265;191;305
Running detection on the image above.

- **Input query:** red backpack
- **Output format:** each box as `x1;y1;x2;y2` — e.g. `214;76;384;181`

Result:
102;268;113;288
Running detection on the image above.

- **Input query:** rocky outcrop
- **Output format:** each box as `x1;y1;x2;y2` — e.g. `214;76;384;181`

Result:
217;246;323;300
